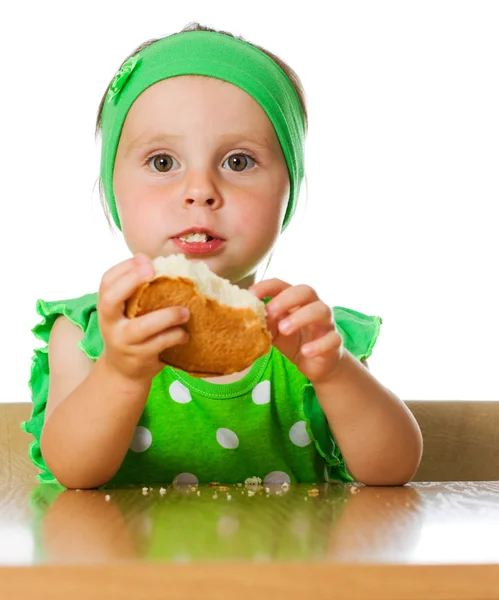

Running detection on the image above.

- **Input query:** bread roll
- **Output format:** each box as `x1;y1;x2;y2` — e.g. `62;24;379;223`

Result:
125;254;272;377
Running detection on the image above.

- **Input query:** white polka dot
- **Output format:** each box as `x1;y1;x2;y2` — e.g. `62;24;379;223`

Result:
129;426;152;452
169;381;192;404
264;471;291;485
217;515;240;537
216;428;239;449
252;380;271;405
289;421;312;447
172;473;199;486
291;515;310;539
137;515;153;536
253;552;271;562
172;553;191;563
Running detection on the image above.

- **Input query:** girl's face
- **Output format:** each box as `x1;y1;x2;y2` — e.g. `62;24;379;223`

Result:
113;75;290;287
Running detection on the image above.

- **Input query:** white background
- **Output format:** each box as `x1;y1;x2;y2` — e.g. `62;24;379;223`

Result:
1;0;498;403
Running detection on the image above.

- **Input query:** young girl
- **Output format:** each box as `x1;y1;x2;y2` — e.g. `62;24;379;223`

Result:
22;23;422;490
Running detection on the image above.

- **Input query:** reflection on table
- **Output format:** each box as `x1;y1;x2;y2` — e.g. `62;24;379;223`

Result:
2;481;499;566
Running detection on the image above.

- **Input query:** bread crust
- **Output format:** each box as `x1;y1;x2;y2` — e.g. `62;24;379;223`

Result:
125;276;271;377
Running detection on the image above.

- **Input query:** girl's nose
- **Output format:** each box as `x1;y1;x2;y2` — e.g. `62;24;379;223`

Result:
185;196;219;207
182;170;223;209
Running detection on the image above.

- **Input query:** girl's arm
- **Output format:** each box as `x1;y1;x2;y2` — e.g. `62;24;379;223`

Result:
313;350;423;486
248;278;422;487
40;254;190;489
40;315;152;489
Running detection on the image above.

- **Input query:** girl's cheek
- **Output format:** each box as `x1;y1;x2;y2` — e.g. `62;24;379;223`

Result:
124;192;161;217
231;205;257;236
120;200;157;240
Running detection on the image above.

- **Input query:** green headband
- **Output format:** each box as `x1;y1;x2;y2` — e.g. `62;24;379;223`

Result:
100;31;306;232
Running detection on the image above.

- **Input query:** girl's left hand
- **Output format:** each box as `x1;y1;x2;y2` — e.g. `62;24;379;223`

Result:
249;279;343;385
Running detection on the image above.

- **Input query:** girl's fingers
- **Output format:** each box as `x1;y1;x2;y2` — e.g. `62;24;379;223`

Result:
301;330;342;358
100;255;147;288
124;307;190;345
278;301;334;336
249;278;291;300
98;264;155;321
267;284;320;320
139;325;190;356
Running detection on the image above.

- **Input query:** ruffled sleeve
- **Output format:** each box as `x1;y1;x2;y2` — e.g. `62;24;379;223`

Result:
333;306;382;361
21;293;101;483
302;305;382;482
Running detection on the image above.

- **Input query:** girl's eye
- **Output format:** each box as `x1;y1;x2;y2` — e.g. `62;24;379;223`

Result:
148;154;177;173
223;153;257;172
146;152;257;173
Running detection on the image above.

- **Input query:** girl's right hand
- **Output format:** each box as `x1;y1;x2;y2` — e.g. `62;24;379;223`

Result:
96;253;190;384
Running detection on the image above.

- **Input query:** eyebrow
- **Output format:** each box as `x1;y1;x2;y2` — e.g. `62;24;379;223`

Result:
125;132;274;155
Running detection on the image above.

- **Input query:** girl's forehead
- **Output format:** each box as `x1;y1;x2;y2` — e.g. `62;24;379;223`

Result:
138;77;268;119
122;76;278;145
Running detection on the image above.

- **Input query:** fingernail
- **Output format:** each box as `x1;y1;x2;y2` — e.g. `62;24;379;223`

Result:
181;308;190;319
279;319;292;333
135;253;149;265
301;344;314;356
139;265;153;278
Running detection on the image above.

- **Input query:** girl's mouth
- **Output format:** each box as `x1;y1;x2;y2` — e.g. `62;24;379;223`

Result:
171;236;225;255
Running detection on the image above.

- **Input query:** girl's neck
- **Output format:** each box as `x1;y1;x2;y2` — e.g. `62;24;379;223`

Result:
201;364;253;384
234;271;256;290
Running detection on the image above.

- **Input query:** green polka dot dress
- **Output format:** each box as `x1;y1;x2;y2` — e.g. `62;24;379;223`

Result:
21;293;382;488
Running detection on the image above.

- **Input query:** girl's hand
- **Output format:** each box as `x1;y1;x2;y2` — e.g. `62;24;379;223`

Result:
97;253;190;384
249;279;343;385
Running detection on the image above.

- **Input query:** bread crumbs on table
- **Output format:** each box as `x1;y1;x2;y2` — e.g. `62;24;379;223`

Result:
244;476;262;486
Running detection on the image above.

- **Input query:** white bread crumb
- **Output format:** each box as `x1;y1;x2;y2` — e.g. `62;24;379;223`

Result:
244;476;262;486
152;254;266;323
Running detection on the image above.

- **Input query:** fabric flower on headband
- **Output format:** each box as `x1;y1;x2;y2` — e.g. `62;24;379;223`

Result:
106;55;140;103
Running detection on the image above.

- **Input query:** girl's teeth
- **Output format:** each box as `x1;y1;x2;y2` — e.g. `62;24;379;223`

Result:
179;233;210;242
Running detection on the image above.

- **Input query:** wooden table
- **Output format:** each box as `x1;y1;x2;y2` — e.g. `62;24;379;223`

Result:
1;481;499;599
